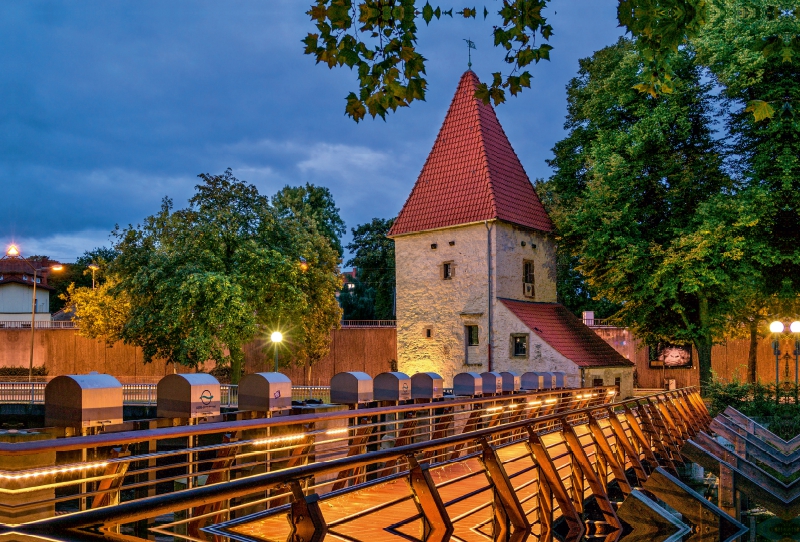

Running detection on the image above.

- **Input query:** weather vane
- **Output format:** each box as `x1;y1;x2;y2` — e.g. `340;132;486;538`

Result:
464;38;476;69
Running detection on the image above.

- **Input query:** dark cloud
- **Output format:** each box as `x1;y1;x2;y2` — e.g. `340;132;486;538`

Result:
0;0;622;261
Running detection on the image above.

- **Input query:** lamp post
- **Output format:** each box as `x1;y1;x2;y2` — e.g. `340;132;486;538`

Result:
770;321;785;401
271;331;283;372
88;263;100;289
3;245;62;404
791;321;800;385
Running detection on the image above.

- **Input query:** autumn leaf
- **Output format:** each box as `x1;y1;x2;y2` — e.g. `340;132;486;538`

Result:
745;100;775;122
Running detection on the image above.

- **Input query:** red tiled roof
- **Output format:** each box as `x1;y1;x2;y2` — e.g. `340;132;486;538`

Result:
388;71;553;237
499;299;633;368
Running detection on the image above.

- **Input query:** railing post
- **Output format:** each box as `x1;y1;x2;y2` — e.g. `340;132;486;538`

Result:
406;455;453;542
287;480;327;542
477;437;531;541
561;420;620;530
525;427;584;541
587;413;633;494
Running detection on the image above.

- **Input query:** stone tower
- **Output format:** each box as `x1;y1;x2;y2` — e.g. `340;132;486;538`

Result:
388;71;634;395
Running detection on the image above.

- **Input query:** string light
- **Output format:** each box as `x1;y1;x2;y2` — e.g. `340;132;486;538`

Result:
324;428;349;436
252;434;307;447
0;461;109;481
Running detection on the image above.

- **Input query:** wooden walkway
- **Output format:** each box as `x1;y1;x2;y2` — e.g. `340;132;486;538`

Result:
227;434;583;542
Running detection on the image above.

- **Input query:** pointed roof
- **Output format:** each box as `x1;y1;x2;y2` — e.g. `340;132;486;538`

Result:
499;299;633;368
388;71;553;237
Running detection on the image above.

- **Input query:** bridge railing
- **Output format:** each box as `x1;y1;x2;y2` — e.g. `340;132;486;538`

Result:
0;387;709;540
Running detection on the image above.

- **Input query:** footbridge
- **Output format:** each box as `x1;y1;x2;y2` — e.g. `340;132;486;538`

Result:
0;387;730;542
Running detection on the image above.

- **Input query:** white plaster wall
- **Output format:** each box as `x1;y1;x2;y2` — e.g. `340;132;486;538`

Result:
0;283;50;316
492;301;581;386
582;366;635;399
493;222;557;303
394;224;491;385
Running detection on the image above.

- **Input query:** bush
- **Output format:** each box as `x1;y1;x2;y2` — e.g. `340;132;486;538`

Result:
0;366;48;378
706;377;800;439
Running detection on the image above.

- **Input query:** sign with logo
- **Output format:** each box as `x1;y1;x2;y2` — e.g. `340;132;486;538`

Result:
192;387;221;416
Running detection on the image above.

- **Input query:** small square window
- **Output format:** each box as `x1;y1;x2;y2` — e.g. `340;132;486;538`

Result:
466;325;479;346
593;378;605;387
512;335;528;357
442;262;453;280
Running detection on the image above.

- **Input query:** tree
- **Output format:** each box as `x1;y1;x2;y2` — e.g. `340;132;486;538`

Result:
302;0;718;121
47;247;118;313
547;38;738;385
109;169;341;383
63;278;130;343
346;218;396;319
272;183;347;258
339;275;377;320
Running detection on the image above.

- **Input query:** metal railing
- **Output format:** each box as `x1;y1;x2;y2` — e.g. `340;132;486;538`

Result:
582;317;620;328
0;320;78;329
0;383;332;407
339;319;396;327
0;386;710;542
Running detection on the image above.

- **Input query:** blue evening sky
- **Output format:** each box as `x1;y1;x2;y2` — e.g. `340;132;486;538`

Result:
1;1;623;262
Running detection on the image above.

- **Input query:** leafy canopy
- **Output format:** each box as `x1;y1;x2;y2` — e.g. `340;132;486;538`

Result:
68;170;343;383
546;38;750;384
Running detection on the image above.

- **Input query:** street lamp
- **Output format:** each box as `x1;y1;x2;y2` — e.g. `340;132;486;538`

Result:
3;245;62;404
88;263;100;289
271;331;283;372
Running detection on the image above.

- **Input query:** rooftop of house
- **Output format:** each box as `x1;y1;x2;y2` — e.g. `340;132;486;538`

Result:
388;70;553;237
499;298;633;368
0;259;58;290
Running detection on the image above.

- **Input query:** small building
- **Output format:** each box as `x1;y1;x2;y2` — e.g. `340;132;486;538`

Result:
388;71;634;397
0;260;55;322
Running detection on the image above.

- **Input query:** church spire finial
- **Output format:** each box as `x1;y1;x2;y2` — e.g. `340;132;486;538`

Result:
464;38;476;69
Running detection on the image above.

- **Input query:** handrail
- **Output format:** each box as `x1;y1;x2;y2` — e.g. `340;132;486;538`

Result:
0;386;614;455
17;387;701;532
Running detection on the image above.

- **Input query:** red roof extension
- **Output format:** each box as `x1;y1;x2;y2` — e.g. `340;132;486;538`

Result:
499;299;633;368
388;70;553;237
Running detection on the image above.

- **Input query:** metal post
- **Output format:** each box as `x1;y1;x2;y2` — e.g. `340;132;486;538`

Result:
795;339;799;385
29;267;38;405
274;346;279;373
774;340;781;403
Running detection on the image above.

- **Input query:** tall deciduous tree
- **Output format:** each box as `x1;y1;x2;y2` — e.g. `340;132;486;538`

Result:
547;38;737;385
272;183;347;258
108;170;341;383
345;218;396;320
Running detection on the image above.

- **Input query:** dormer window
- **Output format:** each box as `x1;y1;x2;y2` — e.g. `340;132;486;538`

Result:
36;277;41;283
23;275;28;281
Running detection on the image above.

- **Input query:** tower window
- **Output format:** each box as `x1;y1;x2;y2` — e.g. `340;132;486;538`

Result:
466;325;479;346
442;261;453;280
511;334;528;357
523;260;535;297
425;328;432;338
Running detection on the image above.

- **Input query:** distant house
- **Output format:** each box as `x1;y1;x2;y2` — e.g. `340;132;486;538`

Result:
388;71;634;396
0;259;56;322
